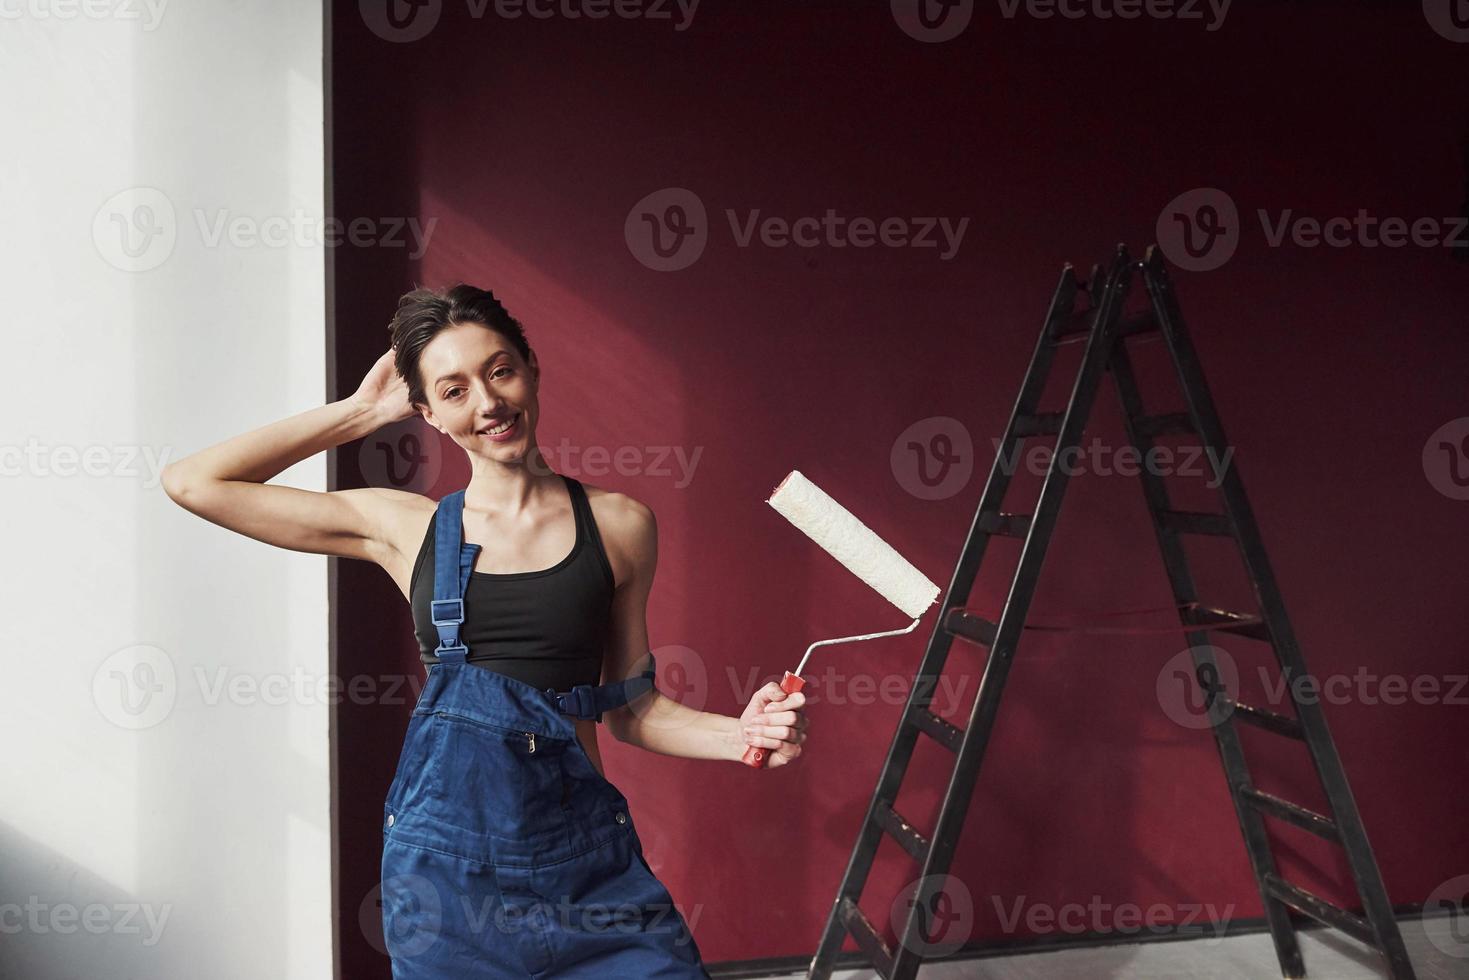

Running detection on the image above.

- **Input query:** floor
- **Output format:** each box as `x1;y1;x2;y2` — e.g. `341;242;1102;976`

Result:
759;917;1467;979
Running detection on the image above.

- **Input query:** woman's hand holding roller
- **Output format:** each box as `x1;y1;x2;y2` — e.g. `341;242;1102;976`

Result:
739;681;809;768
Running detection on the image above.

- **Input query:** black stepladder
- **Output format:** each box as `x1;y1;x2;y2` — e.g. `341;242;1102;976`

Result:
806;244;1415;980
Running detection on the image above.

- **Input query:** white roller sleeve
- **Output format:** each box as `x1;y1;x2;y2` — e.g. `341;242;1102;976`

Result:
767;470;941;620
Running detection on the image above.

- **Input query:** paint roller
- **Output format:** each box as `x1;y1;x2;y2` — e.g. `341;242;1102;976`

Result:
743;469;942;768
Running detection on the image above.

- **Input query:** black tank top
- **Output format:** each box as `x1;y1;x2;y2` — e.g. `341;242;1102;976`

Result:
410;475;615;691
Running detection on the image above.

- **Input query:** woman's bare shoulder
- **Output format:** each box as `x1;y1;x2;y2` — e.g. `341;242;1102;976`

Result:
578;482;655;590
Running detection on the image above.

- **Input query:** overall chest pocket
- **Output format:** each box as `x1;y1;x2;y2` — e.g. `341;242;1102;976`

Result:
422;710;573;844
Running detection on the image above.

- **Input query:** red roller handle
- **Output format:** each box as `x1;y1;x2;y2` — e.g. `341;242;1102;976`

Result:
741;671;806;768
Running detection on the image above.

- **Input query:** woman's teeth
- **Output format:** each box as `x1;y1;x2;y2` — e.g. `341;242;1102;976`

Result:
484;414;518;435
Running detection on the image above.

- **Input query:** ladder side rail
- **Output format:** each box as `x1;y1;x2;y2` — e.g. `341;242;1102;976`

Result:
889;250;1134;980
807;264;1083;980
1141;247;1415;980
1108;336;1306;977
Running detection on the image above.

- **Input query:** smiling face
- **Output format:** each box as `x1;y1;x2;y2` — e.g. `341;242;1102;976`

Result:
415;321;540;460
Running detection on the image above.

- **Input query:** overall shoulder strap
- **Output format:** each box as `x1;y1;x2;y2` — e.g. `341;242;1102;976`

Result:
549;653;659;723
429;490;481;665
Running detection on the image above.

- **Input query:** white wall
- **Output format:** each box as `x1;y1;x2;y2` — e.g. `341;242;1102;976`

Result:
0;3;332;978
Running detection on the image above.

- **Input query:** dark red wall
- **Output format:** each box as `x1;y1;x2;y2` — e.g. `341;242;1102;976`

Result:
332;0;1469;971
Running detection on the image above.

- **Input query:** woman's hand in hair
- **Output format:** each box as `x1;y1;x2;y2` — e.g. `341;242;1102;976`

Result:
352;348;416;427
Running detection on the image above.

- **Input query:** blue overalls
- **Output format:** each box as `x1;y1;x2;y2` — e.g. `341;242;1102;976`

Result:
381;489;711;979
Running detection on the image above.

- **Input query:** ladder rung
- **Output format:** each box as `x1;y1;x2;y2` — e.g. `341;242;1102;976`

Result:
1240;786;1340;842
1134;412;1195;437
944;608;996;648
1227;701;1303;740
874;800;932;864
838;896;895;978
1013;412;1064;437
910;708;963;753
1262;874;1375;946
977;511;1031;538
1157;510;1233;536
1181;605;1272;642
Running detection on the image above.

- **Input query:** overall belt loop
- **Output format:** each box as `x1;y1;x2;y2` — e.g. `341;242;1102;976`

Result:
430;490;480;666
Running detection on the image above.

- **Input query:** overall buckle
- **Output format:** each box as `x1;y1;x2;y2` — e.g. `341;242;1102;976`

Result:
553;685;597;720
430;598;465;626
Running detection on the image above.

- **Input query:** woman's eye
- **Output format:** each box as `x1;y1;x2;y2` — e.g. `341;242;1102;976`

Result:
491;367;512;379
446;388;464;399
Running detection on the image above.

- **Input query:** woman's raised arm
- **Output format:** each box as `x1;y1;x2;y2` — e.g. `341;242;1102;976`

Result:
161;349;419;565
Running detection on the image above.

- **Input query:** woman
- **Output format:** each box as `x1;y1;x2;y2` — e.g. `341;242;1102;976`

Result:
161;284;809;978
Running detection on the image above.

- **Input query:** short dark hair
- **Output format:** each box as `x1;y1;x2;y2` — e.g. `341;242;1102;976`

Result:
387;283;533;408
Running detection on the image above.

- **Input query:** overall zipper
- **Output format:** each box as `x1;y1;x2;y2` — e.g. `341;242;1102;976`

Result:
525;732;537;754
